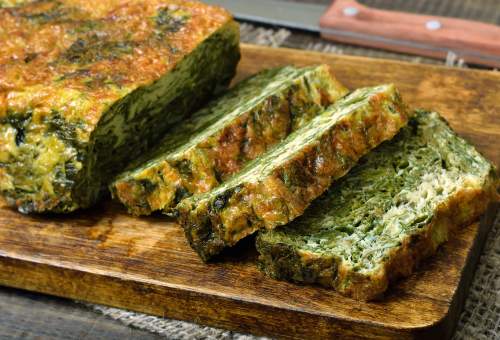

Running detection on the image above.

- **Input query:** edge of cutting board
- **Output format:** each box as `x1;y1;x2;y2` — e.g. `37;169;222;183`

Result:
0;204;496;339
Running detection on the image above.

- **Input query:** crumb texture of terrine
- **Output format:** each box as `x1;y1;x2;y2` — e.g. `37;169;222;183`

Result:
177;84;412;261
256;111;498;300
110;65;348;216
0;0;240;213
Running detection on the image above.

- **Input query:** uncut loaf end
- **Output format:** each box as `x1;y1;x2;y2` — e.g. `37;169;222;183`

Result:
0;0;240;213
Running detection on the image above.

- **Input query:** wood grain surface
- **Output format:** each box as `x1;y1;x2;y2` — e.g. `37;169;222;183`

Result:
0;44;498;339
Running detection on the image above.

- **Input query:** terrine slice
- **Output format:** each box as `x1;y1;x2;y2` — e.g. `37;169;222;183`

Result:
110;65;348;216
177;84;412;261
0;0;240;213
256;111;498;300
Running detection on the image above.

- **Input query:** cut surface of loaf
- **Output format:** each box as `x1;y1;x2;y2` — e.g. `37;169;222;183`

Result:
257;111;498;300
0;0;240;213
177;84;411;261
110;65;348;216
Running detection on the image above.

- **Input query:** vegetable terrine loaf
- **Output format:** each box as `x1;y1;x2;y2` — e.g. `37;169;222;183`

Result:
0;0;240;213
178;84;411;261
256;111;498;300
110;65;348;216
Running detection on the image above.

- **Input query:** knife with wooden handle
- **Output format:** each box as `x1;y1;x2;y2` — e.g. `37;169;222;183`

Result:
204;0;500;68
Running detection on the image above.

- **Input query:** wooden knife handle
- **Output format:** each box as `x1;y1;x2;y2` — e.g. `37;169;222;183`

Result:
319;0;500;67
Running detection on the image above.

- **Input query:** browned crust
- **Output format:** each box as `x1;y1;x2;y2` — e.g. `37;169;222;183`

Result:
0;0;233;125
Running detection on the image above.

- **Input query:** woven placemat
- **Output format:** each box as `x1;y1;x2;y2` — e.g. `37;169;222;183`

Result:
86;22;500;339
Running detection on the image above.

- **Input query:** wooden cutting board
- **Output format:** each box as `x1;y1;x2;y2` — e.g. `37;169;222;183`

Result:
0;44;498;339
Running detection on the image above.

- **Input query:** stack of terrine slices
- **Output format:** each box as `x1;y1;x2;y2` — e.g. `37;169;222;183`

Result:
1;0;497;300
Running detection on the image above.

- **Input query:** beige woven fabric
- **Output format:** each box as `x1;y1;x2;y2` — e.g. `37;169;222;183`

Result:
88;23;500;340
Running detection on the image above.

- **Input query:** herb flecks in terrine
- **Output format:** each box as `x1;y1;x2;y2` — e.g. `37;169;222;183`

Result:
256;111;498;300
110;65;348;215
177;84;412;261
0;0;240;213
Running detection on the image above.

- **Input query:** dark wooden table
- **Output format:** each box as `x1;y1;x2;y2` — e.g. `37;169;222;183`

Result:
1;1;498;339
0;287;159;339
